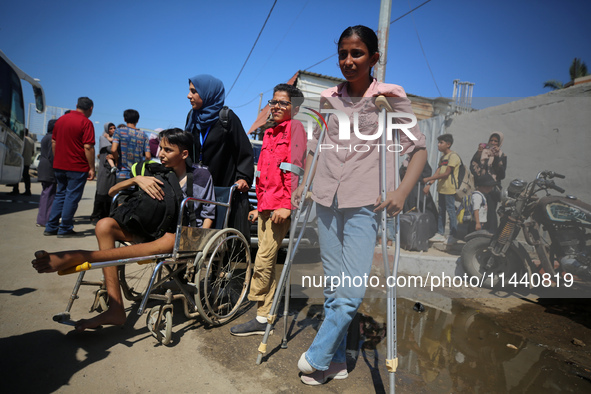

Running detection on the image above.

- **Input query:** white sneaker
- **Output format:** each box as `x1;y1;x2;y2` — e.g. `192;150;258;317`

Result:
445;235;458;245
429;233;446;243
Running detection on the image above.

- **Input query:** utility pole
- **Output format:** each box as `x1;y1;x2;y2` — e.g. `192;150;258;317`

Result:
257;92;263;114
375;0;392;83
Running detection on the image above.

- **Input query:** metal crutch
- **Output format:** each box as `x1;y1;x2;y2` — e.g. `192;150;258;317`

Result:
255;105;330;365
375;96;400;394
52;270;108;326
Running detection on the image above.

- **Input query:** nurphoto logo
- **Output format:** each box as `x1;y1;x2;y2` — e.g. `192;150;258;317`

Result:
302;106;418;153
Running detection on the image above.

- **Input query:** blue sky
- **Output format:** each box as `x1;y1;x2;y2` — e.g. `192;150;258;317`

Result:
2;0;589;140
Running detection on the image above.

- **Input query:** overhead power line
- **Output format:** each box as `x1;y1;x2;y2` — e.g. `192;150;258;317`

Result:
391;0;432;25
408;0;442;96
226;0;278;98
233;0;434;109
303;0;433;72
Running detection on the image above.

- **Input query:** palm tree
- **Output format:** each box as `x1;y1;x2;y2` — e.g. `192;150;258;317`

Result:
569;58;588;80
543;57;589;90
543;79;563;90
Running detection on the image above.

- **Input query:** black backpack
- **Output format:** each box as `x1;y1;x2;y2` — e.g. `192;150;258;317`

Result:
185;106;231;131
110;161;184;240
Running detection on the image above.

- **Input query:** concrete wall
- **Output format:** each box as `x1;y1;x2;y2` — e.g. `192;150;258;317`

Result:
443;83;591;202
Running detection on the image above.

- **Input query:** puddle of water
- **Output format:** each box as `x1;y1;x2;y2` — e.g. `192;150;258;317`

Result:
346;297;591;393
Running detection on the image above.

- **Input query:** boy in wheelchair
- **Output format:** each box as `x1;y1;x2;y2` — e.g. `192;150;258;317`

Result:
32;128;215;331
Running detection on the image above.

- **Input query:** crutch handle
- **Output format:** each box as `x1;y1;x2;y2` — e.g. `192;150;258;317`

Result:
375;95;393;112
320;97;333;110
58;262;92;276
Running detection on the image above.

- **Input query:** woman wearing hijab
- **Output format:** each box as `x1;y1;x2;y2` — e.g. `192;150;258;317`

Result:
185;74;254;239
470;132;507;232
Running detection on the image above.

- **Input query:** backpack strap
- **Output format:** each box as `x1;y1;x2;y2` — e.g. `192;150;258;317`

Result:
131;159;159;177
219;106;230;131
185;169;198;227
162;171;184;236
474;191;486;209
450;152;463;189
131;160;145;177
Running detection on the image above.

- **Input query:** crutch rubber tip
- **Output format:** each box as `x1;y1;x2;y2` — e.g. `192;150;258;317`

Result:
52;312;70;322
386;358;398;372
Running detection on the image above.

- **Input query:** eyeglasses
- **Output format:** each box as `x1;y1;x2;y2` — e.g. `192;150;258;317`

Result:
268;100;291;108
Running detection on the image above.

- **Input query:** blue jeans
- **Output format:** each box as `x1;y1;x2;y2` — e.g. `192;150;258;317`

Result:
437;193;457;236
305;198;378;371
45;170;88;234
377;216;396;242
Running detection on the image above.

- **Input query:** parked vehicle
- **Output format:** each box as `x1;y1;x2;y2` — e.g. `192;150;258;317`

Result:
461;170;591;290
248;139;318;249
0;50;45;184
30;152;40;175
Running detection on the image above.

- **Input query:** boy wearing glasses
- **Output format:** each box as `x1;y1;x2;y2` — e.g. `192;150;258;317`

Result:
231;84;306;336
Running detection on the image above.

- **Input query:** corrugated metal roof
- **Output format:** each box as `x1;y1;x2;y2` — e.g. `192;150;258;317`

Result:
295;70;346;84
247;69;445;132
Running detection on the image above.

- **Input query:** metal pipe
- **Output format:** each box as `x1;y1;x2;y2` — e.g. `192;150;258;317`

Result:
375;0;392;83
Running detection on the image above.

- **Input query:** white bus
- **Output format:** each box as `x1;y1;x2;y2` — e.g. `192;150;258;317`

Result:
0;50;45;185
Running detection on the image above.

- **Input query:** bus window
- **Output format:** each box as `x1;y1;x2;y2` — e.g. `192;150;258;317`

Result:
0;50;44;184
10;72;25;139
0;58;25;139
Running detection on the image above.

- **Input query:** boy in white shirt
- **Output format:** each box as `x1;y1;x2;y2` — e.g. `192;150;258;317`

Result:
469;174;496;233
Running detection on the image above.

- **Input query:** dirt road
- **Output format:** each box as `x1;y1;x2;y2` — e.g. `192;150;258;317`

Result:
1;181;590;393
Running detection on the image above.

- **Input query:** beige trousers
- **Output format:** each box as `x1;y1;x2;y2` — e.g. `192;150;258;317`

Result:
248;211;290;317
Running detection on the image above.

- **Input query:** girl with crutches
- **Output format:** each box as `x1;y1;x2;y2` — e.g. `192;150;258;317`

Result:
292;25;427;386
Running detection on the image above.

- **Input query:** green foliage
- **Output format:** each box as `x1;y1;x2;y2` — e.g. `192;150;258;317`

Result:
543;58;588;90
543;79;564;90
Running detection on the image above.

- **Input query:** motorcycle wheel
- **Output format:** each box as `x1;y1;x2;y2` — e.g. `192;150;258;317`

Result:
461;237;525;289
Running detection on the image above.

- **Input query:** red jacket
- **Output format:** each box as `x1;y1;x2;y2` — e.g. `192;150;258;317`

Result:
256;119;306;211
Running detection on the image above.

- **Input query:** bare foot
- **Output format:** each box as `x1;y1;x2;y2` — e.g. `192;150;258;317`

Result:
75;307;126;331
32;250;85;273
32;251;53;273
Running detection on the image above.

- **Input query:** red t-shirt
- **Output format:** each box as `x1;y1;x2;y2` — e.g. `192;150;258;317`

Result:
52;110;95;172
256;119;306;211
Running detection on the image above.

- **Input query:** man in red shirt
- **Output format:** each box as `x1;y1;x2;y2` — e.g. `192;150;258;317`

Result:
231;84;306;336
44;97;96;238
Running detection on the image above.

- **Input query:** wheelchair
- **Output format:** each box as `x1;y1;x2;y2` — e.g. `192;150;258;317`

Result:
53;185;252;345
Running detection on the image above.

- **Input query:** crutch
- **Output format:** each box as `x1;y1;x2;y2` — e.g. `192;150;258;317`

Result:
255;104;330;365
52;269;109;326
375;96;399;394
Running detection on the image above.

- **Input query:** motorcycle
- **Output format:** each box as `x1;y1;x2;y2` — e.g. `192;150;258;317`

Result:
461;170;591;291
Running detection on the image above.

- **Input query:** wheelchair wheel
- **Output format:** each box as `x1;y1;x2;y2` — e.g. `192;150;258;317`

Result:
146;305;173;345
195;228;252;325
118;261;159;301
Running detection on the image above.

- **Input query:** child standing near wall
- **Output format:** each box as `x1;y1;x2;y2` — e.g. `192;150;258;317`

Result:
423;134;461;245
230;84;306;336
469;174;496;233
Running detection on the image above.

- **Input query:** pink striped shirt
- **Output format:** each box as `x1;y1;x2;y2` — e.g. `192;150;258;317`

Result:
308;79;426;208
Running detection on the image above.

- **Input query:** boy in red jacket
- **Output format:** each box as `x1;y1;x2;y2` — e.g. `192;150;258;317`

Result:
231;84;306;336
